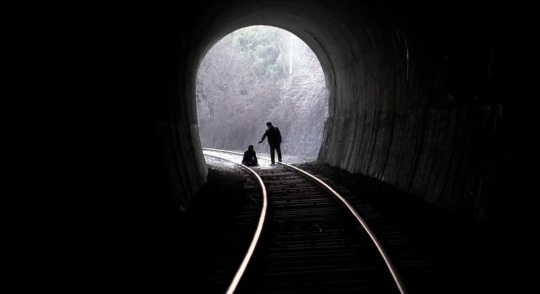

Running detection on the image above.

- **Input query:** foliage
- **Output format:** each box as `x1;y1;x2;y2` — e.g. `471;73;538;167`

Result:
196;25;328;157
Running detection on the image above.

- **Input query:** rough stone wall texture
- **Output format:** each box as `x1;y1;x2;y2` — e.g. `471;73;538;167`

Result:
319;105;509;224
313;1;516;225
155;122;207;212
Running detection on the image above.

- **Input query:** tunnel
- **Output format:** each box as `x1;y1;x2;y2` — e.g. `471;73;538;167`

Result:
55;0;531;290
93;0;521;223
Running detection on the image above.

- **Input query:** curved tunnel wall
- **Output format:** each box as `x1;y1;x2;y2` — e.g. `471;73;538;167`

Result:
185;0;517;226
121;0;519;228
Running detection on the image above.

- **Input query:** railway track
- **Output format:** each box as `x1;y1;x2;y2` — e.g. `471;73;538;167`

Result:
201;148;421;293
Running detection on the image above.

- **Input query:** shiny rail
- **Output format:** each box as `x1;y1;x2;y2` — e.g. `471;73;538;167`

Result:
202;152;268;294
280;162;408;294
203;147;408;294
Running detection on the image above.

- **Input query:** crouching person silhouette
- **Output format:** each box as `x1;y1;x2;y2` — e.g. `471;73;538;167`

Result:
242;145;259;166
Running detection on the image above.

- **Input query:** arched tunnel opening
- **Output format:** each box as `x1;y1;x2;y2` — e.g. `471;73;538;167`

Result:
196;25;328;161
150;0;523;227
48;0;531;291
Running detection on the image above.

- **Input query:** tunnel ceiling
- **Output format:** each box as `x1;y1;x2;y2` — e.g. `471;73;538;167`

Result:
189;0;413;114
186;0;505;112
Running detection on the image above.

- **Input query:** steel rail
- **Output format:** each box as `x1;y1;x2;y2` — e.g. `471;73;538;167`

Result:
280;161;408;294
202;152;268;294
202;148;408;294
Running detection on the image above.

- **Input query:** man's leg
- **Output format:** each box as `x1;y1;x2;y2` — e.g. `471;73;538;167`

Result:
276;144;282;162
269;145;276;164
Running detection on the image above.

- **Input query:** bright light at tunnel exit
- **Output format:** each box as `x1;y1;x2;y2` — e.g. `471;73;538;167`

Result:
196;25;329;161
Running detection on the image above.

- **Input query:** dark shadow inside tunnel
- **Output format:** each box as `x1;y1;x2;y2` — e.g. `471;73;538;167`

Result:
28;1;532;292
196;25;329;161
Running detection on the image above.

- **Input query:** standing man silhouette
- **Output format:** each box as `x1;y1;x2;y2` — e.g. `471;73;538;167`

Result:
258;121;282;164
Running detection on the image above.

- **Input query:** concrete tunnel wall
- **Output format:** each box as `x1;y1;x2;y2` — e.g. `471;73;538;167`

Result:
186;0;523;227
98;0;525;229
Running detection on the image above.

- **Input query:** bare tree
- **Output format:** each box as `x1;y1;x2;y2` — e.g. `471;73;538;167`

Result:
196;26;328;158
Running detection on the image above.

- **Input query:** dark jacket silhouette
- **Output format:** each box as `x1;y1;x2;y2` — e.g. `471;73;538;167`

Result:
258;122;282;164
242;145;258;166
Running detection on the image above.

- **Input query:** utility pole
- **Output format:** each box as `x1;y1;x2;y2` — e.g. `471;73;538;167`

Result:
289;32;293;75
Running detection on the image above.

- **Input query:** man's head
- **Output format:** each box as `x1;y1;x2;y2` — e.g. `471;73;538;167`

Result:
248;145;254;150
266;122;272;127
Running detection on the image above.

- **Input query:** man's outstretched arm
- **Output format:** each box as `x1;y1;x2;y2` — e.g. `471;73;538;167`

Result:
258;132;268;144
